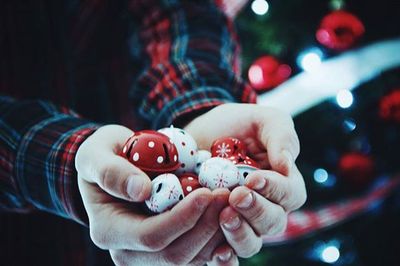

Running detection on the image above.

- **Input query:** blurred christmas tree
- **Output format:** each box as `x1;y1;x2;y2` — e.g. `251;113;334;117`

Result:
236;0;400;265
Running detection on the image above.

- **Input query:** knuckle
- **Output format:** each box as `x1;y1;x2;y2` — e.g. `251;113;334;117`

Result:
164;250;191;265
110;250;128;266
139;232;166;252
265;208;286;236
89;225;109;249
239;237;263;258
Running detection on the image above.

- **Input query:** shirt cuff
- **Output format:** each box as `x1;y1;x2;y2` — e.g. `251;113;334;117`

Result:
15;115;100;225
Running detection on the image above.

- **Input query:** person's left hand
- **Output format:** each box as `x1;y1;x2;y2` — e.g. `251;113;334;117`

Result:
185;103;307;259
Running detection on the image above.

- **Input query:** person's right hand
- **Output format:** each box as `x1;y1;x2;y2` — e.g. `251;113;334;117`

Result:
75;125;237;265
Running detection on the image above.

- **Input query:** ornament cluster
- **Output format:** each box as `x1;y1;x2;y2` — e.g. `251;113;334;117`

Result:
120;126;260;213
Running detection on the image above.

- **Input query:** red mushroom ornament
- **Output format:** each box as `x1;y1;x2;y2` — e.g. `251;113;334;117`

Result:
120;130;180;177
211;137;246;158
179;173;201;196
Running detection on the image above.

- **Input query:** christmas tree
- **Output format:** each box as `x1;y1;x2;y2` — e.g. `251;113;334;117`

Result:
237;0;400;265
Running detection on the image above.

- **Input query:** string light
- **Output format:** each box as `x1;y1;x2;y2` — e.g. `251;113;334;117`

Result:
251;0;269;16
297;48;324;73
321;245;340;264
336;89;354;108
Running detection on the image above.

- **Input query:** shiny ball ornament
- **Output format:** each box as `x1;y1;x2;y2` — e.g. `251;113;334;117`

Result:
145;173;185;213
379;89;400;123
199;157;240;190
316;10;365;51
179;173;201;196
194;150;212;174
248;56;292;92
338;152;375;189
211;137;246;158
228;154;260;185
121;130;179;177
158;126;198;175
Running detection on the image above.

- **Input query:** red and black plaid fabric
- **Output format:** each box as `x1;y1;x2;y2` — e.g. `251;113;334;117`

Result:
0;1;252;265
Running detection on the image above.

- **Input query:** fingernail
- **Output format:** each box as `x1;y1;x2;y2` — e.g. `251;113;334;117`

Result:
253;178;266;190
127;175;144;200
223;216;241;231
217;250;232;262
236;192;254;209
282;150;293;170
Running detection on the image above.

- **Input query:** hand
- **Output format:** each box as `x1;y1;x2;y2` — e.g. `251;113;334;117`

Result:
75;125;236;265
185;103;307;258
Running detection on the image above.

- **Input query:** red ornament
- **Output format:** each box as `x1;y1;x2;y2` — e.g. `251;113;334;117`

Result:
211;137;246;158
316;10;365;51
228;153;260;169
248;56;292;92
121;130;180;177
338;152;375;189
179;173;201;196
379;89;400;123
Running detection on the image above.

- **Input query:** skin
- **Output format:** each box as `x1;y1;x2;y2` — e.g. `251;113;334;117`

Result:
75;103;307;265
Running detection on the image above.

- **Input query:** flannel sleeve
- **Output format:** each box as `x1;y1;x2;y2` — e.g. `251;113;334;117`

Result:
128;0;257;129
0;96;100;225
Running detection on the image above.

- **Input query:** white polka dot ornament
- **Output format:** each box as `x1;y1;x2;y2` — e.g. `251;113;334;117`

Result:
158;126;198;175
198;157;240;190
145;173;185;213
194;150;212;175
120;130;180;178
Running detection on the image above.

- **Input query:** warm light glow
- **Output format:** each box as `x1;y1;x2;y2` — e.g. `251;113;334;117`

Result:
336;89;354;108
321;246;340;264
248;65;264;84
298;48;323;72
251;0;269;15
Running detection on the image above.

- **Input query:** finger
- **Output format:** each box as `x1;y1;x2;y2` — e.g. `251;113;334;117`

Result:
191;230;226;265
83;184;212;251
75;125;152;202
229;186;287;236
245;167;307;212
163;189;230;264
207;245;239;266
219;207;263;258
257;110;300;175
83;154;152;202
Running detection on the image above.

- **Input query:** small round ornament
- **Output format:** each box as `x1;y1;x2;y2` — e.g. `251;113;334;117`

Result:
379;89;400;123
120;130;179;177
158;126;198;175
179;173;201;196
194;150;212;174
338;152;375;189
145;173;184;213
228;154;260;185
211;137;246;158
248;56;292;92
316;10;365;51
199;157;240;190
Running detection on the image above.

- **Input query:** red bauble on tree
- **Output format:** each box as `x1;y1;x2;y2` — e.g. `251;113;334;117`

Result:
316;10;365;51
379;89;400;123
338;152;375;189
248;56;292;92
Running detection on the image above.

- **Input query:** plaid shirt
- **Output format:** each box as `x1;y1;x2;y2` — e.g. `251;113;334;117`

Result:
0;0;253;265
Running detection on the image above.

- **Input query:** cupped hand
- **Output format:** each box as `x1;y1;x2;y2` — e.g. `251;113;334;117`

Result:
185;103;307;258
75;125;236;265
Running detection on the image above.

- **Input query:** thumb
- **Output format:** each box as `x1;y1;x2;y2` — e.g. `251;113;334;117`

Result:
91;155;152;202
75;124;152;202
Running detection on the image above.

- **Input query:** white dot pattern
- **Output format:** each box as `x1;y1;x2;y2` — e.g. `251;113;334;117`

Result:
122;146;127;153
133;152;140;161
148;141;155;148
174;155;177;162
157;156;164;163
186;186;193;192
